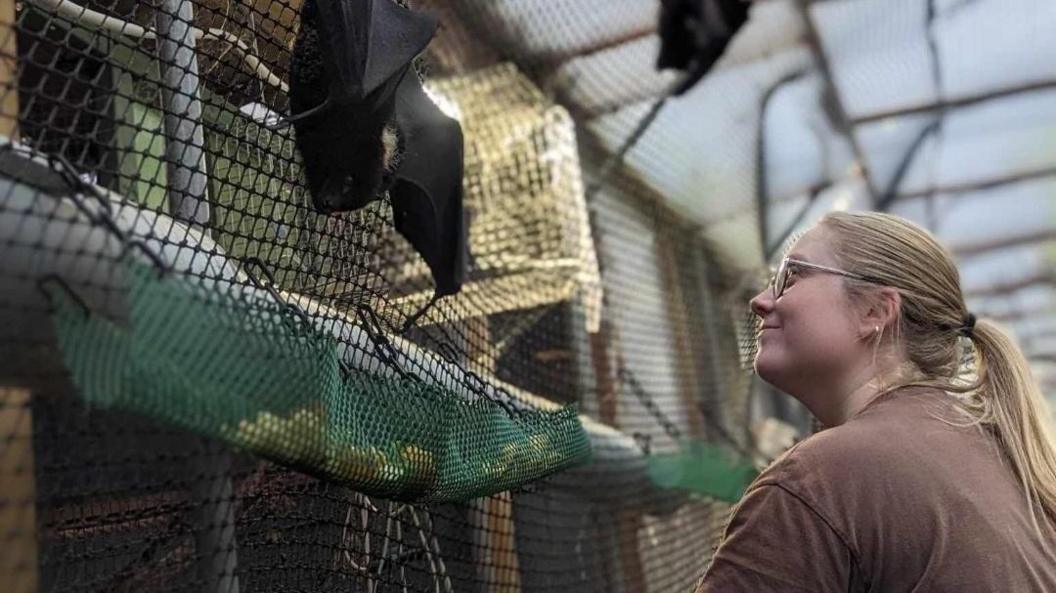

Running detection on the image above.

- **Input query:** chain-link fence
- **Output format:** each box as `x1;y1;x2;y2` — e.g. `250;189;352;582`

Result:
0;1;762;592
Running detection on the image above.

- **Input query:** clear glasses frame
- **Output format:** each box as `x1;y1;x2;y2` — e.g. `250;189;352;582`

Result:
769;257;880;299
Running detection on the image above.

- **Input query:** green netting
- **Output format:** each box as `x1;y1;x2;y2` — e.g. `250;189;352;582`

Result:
647;441;758;503
45;260;592;503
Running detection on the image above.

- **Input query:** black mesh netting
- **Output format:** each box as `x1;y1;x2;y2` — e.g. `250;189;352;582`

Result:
0;1;769;592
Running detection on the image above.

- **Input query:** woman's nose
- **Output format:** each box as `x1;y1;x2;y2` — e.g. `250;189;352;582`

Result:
749;288;774;318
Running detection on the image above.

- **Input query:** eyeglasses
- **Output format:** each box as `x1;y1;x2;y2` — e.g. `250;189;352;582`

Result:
769;257;881;299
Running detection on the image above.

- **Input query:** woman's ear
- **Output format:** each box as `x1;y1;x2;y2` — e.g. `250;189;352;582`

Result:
858;287;901;338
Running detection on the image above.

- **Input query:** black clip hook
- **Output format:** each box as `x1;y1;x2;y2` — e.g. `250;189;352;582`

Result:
38;275;91;319
337;359;355;381
632;432;653;456
354;303;419;385
428;337;519;418
434;341;461;365
398;291;441;334
242;256;278;289
487;385;520;419
619;364;685;444
45;152;110;213
48;169;127;248
125;239;169;277
243;256;285;306
463;366;518;419
239;258;358;384
44;151;169;279
43;152;130;248
262;98;333;132
242;256;314;335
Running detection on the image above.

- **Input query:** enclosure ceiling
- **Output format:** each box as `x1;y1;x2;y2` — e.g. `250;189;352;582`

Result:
436;0;1056;393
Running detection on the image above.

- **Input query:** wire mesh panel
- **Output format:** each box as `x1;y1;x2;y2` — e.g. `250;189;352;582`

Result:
0;1;763;593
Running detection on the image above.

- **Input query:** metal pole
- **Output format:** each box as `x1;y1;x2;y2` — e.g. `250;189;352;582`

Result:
155;0;210;225
155;2;236;591
190;445;240;593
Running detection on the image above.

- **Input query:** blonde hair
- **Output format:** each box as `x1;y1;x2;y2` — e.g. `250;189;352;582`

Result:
820;211;1056;532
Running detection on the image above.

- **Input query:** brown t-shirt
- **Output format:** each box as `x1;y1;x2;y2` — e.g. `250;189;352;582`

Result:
696;386;1056;592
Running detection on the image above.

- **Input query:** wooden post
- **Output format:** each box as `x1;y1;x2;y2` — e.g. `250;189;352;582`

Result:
1;388;38;593
465;316;523;593
588;321;646;593
655;224;707;441
472;491;522;593
0;0;17;139
0;5;32;591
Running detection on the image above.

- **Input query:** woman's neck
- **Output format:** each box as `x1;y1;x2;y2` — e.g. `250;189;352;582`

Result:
812;360;921;428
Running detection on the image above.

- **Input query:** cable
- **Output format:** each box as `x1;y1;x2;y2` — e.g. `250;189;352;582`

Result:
581;73;703;203
877;0;945;213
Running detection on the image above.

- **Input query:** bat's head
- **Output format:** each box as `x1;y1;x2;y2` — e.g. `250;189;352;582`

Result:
289;0;434;214
302;118;404;214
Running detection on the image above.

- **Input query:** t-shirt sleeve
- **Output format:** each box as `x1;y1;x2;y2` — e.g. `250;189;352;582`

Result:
695;483;857;593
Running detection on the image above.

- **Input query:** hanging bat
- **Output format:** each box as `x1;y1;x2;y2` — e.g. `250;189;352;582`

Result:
289;0;467;297
656;0;751;96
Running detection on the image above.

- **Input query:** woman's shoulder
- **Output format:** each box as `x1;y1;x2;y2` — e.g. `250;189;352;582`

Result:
754;386;964;490
754;424;872;487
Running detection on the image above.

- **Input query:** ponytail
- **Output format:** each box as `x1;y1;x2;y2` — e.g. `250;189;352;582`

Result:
969;319;1056;528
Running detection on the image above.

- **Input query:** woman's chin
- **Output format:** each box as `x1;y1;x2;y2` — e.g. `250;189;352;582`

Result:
753;350;786;386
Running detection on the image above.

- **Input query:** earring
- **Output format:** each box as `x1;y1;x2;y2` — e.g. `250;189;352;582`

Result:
874;325;880;335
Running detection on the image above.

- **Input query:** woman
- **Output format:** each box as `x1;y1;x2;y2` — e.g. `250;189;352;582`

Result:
696;211;1056;592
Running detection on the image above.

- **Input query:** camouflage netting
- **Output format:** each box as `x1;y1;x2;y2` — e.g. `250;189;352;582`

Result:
0;1;763;592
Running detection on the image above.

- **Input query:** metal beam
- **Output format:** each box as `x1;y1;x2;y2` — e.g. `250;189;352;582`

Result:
964;272;1055;299
895;164;1056;201
973;306;1056;325
796;0;880;202
953;230;1056;259
852;79;1056;125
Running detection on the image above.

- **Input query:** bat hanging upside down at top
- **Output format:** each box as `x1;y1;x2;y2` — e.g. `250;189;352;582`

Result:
288;0;468;298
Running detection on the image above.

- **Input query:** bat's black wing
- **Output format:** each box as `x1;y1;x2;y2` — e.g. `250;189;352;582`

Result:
657;0;750;96
288;0;468;299
390;72;467;298
289;0;437;213
323;0;436;105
